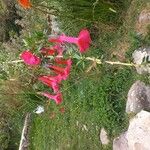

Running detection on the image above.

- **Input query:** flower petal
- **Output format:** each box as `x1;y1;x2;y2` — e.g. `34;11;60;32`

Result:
18;0;31;9
38;92;63;104
20;50;41;66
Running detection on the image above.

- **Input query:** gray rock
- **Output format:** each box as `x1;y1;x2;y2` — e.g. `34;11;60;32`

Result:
113;132;128;150
136;9;150;35
113;110;150;150
139;11;150;24
132;47;150;74
126;81;150;114
100;128;109;145
127;110;150;150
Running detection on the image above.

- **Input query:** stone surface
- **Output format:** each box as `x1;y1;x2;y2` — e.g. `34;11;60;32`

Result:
33;105;44;114
126;81;150;114
132;47;150;74
100;128;109;145
113;132;128;150
136;9;150;35
127;110;150;150
113;110;150;150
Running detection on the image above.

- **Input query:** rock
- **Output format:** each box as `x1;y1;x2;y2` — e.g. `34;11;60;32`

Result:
139;11;150;24
113;132;128;150
33;105;44;114
136;9;150;35
126;81;150;114
100;128;109;145
127;110;150;150
113;110;150;150
132;47;150;74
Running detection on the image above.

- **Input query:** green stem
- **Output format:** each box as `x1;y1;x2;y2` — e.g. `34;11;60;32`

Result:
35;4;59;12
32;5;58;16
5;56;144;68
31;5;98;24
105;61;138;67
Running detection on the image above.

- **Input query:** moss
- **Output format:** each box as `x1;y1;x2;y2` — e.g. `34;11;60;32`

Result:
0;0;22;42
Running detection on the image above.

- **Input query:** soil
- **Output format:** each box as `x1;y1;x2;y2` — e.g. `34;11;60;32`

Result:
0;0;22;42
136;7;150;35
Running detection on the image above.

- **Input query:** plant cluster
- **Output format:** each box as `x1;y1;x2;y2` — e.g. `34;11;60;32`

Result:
20;29;91;104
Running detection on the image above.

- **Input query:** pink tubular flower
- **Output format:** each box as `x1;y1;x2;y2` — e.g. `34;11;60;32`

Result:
20;50;41;66
55;58;72;66
40;47;55;56
38;92;63;104
49;65;71;80
53;44;64;57
49;37;61;43
49;29;91;53
38;76;59;93
39;74;62;84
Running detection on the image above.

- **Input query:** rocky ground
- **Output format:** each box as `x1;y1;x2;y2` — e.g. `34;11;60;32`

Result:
100;7;150;150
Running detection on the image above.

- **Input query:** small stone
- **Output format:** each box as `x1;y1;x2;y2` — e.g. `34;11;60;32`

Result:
100;128;109;145
33;105;44;114
139;10;150;24
126;81;150;114
136;9;150;35
132;47;150;74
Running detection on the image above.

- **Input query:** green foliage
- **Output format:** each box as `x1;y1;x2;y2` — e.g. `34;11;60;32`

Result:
30;65;135;150
0;111;10;150
0;126;9;149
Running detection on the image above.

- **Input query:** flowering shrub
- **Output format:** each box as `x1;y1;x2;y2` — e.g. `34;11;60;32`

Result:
20;29;91;105
49;29;91;53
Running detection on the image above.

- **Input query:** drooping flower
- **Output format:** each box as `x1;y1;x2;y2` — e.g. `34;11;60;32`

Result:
49;38;61;43
55;58;72;66
49;65;71;80
17;0;32;9
49;29;91;53
53;44;64;57
40;47;55;56
38;76;59;93
39;74;63;84
38;92;63;104
20;50;41;66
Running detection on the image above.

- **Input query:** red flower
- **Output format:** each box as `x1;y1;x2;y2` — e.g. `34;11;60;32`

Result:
43;74;62;83
38;76;59;93
49;29;91;53
38;92;63;104
55;58;72;66
49;38;61;43
53;44;64;57
17;0;32;9
49;65;71;80
20;50;41;66
40;47;55;56
77;29;92;52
